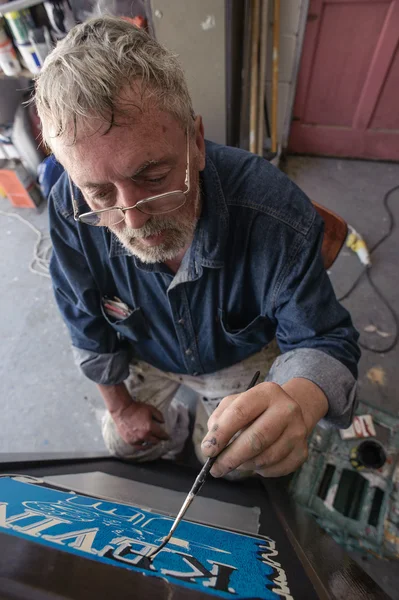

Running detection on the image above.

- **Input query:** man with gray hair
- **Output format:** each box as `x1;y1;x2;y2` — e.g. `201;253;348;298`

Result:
36;16;359;479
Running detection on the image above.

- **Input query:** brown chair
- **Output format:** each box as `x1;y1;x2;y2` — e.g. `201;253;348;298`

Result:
312;202;348;270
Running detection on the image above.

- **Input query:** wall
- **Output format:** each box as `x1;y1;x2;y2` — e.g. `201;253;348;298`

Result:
150;0;226;145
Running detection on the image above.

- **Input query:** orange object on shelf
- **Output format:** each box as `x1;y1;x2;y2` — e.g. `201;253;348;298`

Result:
121;16;147;29
0;164;42;207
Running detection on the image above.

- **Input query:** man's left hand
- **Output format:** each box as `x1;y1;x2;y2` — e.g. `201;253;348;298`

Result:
200;378;328;478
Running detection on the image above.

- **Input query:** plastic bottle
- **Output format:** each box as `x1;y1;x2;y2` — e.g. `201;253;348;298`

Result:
0;21;22;76
4;10;35;45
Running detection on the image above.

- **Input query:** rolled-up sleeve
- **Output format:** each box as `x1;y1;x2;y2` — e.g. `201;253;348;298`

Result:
266;349;357;427
49;190;130;385
270;211;360;428
71;348;130;385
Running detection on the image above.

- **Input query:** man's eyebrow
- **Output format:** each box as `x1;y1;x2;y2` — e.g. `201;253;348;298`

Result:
82;158;174;190
131;159;160;178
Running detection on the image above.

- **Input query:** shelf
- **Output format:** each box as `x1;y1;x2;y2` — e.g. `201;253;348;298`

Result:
0;0;44;16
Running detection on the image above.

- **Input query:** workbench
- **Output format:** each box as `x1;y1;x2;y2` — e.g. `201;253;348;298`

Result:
0;454;390;599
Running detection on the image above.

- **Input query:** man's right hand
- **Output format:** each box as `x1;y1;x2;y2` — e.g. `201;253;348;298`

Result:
111;402;170;447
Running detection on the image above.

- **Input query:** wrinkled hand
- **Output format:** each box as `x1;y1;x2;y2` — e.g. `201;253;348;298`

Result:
201;380;327;478
112;402;169;448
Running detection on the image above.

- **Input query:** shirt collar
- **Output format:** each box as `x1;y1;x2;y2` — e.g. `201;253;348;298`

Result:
109;150;229;271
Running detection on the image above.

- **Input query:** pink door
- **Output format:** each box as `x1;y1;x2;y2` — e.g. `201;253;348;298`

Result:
289;0;399;161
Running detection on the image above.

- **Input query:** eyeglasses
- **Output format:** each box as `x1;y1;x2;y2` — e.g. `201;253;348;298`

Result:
70;130;191;227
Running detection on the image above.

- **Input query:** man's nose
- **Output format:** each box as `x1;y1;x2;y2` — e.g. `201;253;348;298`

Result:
118;184;151;229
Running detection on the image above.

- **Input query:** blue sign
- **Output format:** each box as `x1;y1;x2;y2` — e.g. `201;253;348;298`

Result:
0;476;294;599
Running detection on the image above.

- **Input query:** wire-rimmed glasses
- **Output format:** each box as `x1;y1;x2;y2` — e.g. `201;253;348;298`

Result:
70;130;190;227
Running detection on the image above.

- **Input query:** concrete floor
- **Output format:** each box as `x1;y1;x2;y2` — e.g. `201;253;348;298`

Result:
1;156;398;596
0;197;107;454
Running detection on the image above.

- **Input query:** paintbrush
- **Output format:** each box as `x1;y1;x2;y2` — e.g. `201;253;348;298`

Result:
147;370;261;560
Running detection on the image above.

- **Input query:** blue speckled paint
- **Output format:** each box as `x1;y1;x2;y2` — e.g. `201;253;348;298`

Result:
0;477;294;599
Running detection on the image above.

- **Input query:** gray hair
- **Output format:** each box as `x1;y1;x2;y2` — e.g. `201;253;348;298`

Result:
34;15;194;148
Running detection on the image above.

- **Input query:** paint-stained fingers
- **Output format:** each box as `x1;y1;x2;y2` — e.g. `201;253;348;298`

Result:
254;443;309;478
202;383;284;457
208;392;307;478
209;404;290;477
206;393;240;430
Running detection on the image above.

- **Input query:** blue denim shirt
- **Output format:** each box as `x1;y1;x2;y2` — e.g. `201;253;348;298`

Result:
49;141;360;427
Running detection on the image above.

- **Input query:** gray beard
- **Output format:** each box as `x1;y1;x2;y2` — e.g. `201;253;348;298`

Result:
113;215;198;264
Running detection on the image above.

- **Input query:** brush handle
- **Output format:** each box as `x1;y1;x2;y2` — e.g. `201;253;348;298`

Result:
191;457;217;496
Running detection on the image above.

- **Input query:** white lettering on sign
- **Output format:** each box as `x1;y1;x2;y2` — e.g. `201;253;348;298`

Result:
43;527;100;554
258;537;294;600
0;503;70;536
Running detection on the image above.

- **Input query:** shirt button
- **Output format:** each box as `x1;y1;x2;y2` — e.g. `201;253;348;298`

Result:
185;349;192;355
178;319;184;325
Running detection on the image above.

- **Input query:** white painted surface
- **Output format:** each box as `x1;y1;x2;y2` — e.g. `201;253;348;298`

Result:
151;0;226;145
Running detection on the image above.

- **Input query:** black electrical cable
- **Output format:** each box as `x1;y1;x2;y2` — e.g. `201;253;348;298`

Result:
337;184;399;354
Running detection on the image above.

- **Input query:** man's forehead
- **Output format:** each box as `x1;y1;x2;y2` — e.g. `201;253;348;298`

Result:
53;112;184;185
54;109;179;151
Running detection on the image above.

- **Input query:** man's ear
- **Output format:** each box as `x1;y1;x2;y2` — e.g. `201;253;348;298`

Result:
194;115;206;171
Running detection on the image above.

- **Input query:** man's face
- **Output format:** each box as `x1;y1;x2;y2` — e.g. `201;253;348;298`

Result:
53;105;205;263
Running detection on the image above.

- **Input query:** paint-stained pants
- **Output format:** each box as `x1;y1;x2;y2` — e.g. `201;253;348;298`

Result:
102;341;279;469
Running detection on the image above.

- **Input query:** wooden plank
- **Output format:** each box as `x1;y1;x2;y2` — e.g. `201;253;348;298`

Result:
292;0;323;120
353;0;399;129
370;40;399;129
250;0;261;153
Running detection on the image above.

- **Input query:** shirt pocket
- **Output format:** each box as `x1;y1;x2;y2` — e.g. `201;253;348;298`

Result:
218;308;268;348
100;303;151;342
